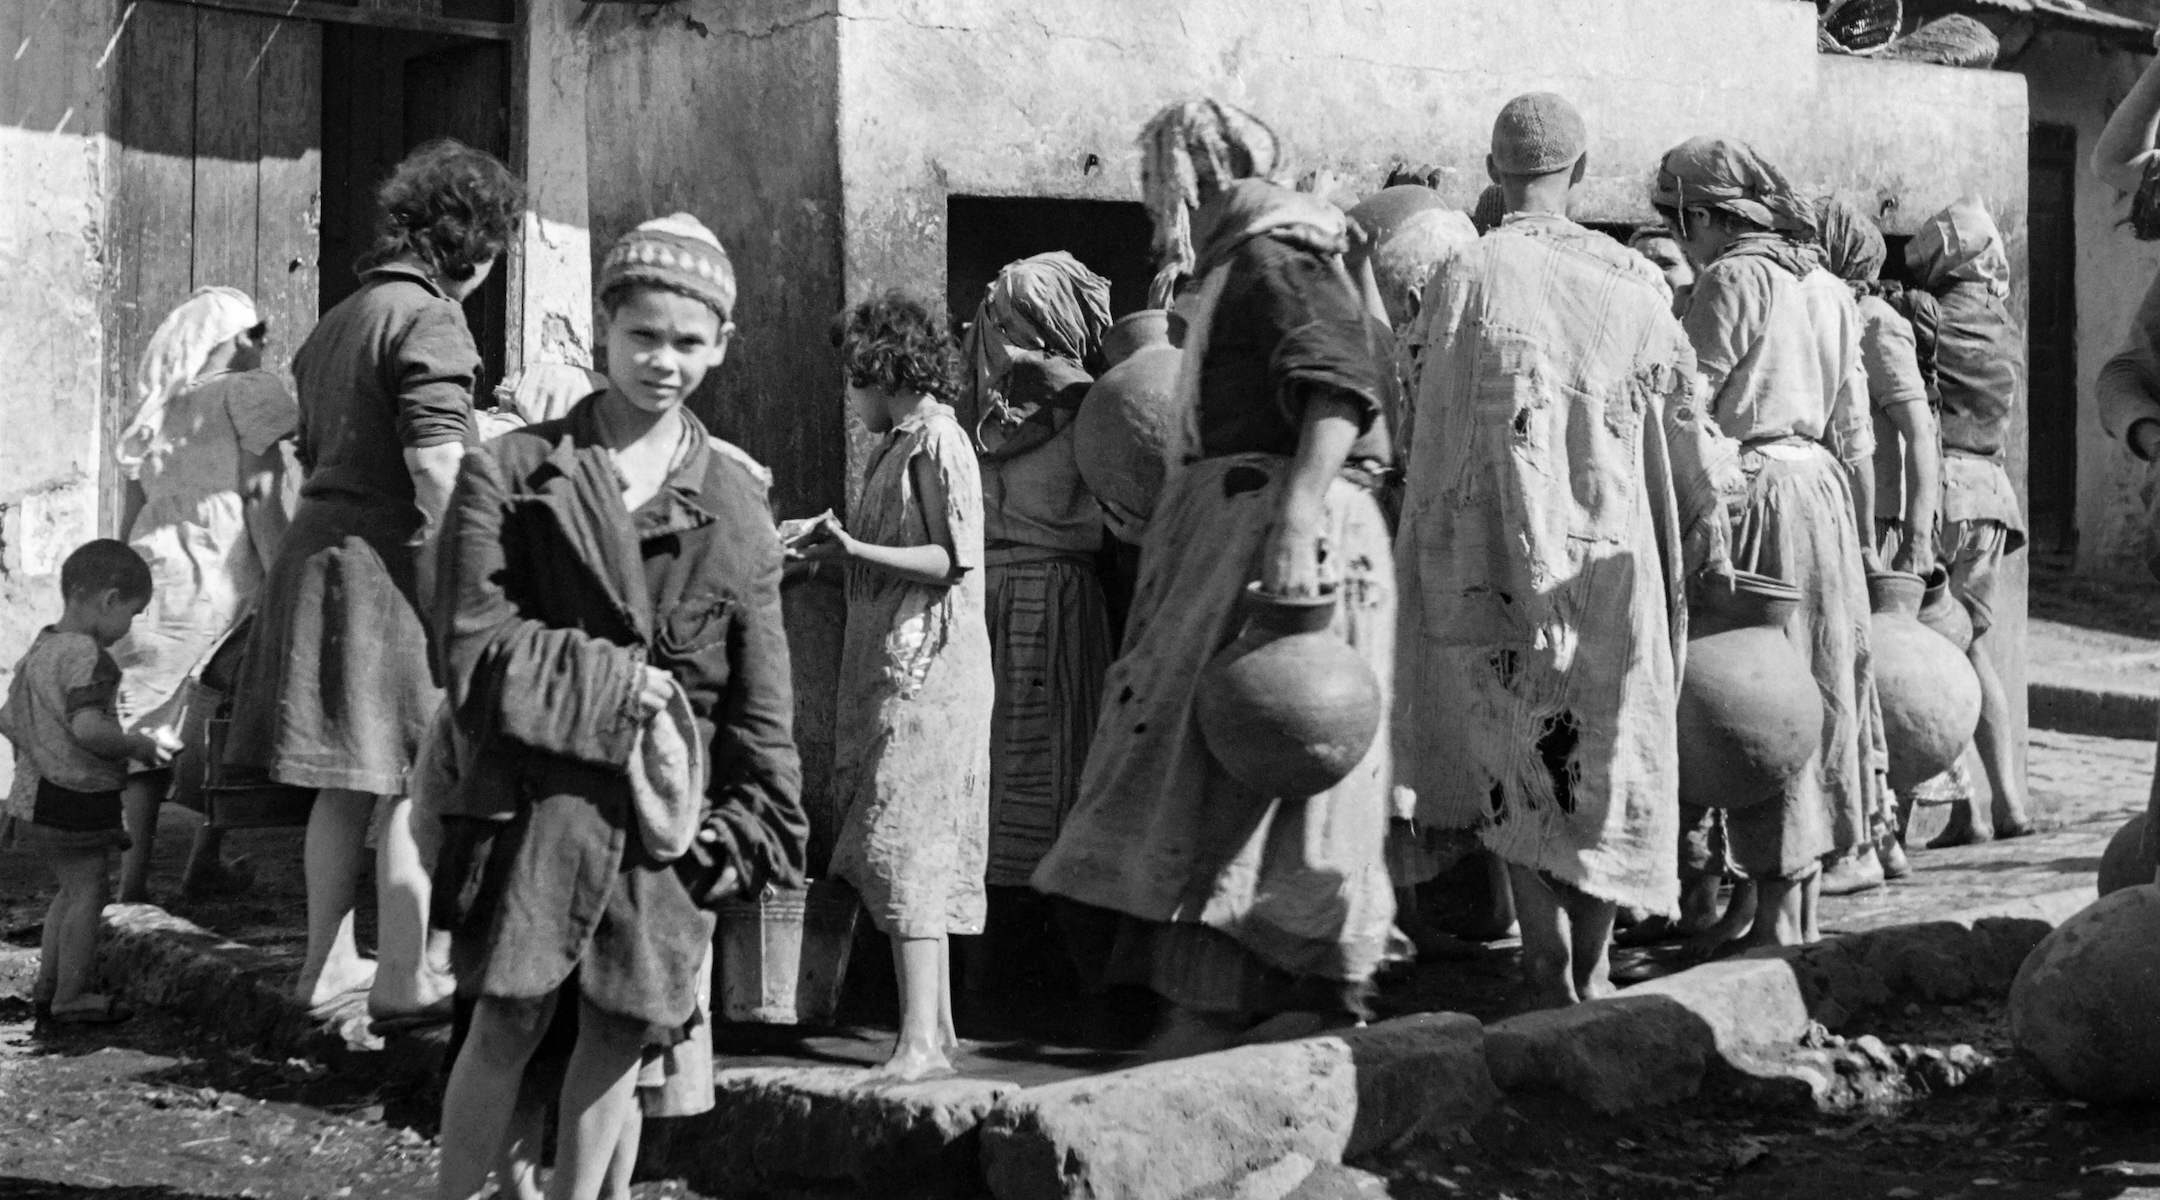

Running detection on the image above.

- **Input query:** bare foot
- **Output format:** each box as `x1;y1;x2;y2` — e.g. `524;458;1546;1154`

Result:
1819;847;1884;897
1683;887;1758;961
1926;804;1994;849
301;958;377;1013
873;1040;956;1082
367;963;456;1020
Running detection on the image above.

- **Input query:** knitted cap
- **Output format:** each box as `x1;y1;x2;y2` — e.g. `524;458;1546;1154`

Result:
600;212;737;320
1490;92;1587;176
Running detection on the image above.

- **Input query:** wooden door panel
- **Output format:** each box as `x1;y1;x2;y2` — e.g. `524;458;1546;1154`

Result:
255;20;324;382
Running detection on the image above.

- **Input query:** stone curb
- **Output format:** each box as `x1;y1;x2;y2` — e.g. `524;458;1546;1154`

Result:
91;885;2101;1200
2029;679;2158;740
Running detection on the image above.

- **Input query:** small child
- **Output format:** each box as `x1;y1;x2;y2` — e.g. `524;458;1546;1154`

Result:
1;539;175;1026
798;291;994;1080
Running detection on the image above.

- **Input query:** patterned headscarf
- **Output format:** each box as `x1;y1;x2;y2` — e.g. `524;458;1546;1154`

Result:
119;286;260;481
1907;195;2010;298
1651;136;1815;238
1139;99;1282;305
1814;195;1888;283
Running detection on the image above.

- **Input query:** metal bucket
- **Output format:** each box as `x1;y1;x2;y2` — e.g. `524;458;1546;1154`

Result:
713;879;859;1025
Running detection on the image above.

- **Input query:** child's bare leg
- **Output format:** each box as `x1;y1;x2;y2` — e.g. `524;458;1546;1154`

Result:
603;1107;642;1200
936;932;959;1055
117;776;162;903
48;852;111;1012
1741;873;1808;949
877;936;955;1080
546;1002;644;1200
179;826;245;896
438;994;555;1200
1969;630;2032;836
496;1095;547;1200
371;793;452;1015
300;789;375;1007
1507;863;1578;1010
1563;886;1619;1002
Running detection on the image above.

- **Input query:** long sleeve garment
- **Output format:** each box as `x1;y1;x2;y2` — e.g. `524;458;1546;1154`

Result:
431;395;807;1031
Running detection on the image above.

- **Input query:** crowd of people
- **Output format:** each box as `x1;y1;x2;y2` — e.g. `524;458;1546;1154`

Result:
0;68;2099;1198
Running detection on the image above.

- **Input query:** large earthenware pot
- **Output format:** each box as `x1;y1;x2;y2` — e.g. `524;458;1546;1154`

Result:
1196;583;1381;797
2099;813;2159;897
1346;184;1446;248
2010;886;2160;1103
1918;564;1975;652
1870;570;1982;791
1678;571;1824;810
1075;310;1184;531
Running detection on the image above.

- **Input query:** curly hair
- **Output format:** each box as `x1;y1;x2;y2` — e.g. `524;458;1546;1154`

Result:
358;138;525;283
830;290;959;399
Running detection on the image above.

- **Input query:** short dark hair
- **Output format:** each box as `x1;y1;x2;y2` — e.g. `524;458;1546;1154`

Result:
61;539;152;602
359;138;525;283
830;290;959;400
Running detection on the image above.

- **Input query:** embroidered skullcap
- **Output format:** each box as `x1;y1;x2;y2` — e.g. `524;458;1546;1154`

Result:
600;212;737;320
1490;92;1587;176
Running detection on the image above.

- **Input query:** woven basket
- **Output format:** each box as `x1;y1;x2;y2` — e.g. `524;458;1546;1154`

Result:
1884;14;2001;68
1820;0;1903;56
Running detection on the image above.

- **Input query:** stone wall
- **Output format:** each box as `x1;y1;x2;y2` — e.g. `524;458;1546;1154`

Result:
2023;34;2160;580
0;1;113;797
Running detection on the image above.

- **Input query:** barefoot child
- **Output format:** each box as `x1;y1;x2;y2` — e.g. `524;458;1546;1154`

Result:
802;291;993;1080
431;213;807;1200
2;540;177;1025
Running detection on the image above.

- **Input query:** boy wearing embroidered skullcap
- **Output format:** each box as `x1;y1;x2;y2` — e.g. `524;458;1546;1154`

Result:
433;213;806;1200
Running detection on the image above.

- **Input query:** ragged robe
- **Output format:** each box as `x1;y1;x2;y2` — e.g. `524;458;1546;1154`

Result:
1394;214;1737;916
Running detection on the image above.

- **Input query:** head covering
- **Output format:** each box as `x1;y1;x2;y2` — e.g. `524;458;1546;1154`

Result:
119;286;260;480
599;212;737;320
1139;99;1283;304
961;251;1112;442
1651;136;1815;238
1470;184;1508;234
1371;207;1479;327
1814;195;1888;283
628;675;708;864
1490;92;1587;176
1190;178;1349;277
1907;195;2010;297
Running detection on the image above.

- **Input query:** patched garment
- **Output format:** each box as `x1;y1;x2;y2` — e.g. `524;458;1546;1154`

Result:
828;406;995;938
1394;213;1737;917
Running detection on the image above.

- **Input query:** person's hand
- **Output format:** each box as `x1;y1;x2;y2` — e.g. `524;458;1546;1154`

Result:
1099;497;1149;546
502;363;606;426
133;730;179;768
2133;419;2160;463
1858;542;1885;574
693;833;743;902
1259;501;1328;599
634;666;676;717
788;512;854;563
1891;532;1936;578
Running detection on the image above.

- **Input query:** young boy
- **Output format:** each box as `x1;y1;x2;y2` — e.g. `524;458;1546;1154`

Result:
1;539;175;1026
431;213;806;1200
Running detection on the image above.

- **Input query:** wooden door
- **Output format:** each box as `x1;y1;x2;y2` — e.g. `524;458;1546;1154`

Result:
104;1;322;530
2026;123;2078;555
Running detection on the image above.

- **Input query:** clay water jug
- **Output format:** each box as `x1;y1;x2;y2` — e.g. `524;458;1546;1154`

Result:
1917;564;1975;652
1076;310;1184;526
1346;184;1446;248
1678;571;1824;810
2011;886;2160;1103
1869;570;1982;790
1196;583;1381;797
2098;813;2158;897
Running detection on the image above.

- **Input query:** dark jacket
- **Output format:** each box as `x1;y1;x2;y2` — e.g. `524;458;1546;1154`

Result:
432;395;807;1029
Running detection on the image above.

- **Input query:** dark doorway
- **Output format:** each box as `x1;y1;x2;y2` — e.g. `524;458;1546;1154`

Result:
2027;123;2079;555
945;197;1155;334
322;27;513;390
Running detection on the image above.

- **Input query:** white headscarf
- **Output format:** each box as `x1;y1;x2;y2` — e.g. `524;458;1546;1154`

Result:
118;286;260;480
